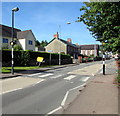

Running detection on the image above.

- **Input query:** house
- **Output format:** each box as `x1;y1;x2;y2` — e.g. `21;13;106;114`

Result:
0;24;21;50
0;24;36;51
17;30;36;51
35;46;45;52
80;44;99;56
45;32;79;59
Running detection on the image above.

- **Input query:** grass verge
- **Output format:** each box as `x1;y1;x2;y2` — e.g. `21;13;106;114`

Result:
1;65;57;73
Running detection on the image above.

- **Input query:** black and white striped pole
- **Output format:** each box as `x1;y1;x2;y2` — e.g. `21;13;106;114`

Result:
103;53;105;75
11;7;19;75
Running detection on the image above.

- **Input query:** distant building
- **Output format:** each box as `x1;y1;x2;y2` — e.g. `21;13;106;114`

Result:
45;33;79;59
80;44;99;56
35;46;45;52
0;24;36;51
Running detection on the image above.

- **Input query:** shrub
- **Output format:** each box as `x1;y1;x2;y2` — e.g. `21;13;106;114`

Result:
117;69;120;83
14;45;23;51
2;50;72;66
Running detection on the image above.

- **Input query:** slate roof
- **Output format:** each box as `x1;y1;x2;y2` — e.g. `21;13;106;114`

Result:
48;38;78;48
60;39;78;48
17;30;31;39
0;24;21;38
80;44;99;50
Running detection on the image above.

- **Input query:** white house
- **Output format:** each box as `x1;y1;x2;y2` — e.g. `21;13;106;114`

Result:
0;24;36;51
17;30;36;51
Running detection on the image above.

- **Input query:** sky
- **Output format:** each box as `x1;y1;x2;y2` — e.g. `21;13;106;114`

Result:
2;2;100;45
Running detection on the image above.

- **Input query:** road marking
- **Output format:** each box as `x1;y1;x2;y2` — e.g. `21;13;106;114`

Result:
28;73;42;76
38;73;54;78
69;83;86;91
61;83;86;107
50;74;63;79
47;106;62;115
35;79;45;84
82;77;90;82
47;83;86;115
1;79;45;95
64;75;76;80
1;88;23;95
61;91;69;106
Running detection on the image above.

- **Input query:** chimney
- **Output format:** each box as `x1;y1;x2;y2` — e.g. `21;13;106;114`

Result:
53;32;59;39
67;38;72;43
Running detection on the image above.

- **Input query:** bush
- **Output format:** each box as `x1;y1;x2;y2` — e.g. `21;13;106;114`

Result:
14;45;23;51
2;50;72;66
117;69;120;83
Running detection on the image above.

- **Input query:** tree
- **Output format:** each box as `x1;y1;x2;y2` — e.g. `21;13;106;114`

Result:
40;40;48;47
77;2;120;53
14;45;23;51
35;40;48;47
35;40;41;47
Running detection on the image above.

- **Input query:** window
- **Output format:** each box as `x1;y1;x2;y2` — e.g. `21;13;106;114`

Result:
3;38;8;43
28;40;33;45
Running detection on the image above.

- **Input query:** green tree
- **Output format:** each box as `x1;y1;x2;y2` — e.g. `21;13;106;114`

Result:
14;45;23;51
77;2;120;53
35;40;41;47
40;40;48;47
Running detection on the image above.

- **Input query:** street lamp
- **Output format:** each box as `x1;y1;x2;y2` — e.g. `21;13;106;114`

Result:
58;22;72;65
11;7;19;75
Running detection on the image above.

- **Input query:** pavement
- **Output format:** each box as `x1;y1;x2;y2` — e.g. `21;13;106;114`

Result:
1;63;77;79
62;60;119;115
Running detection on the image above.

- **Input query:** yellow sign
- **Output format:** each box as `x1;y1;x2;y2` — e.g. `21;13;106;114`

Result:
37;57;44;62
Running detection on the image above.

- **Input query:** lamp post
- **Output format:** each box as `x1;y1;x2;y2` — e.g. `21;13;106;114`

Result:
58;22;71;65
58;26;61;65
10;7;19;75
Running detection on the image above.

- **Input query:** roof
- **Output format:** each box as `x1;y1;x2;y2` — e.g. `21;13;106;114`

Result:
80;44;99;50
60;39;78;48
47;38;78;48
0;24;21;38
17;30;30;39
17;30;36;40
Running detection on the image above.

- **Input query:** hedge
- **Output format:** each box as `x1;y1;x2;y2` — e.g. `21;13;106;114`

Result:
2;50;72;67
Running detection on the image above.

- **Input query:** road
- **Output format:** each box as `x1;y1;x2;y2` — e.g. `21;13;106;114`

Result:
2;60;113;114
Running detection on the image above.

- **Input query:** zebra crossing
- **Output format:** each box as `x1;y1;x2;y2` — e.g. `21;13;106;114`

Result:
26;72;91;82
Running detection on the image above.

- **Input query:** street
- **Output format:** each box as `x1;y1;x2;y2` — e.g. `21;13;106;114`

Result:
2;60;113;114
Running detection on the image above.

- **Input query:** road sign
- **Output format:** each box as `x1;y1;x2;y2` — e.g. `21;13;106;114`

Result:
37;57;44;62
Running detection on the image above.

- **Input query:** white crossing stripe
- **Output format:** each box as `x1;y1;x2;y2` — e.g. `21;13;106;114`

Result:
38;73;54;78
82;77;90;82
28;73;42;76
64;75;76;80
50;74;63;79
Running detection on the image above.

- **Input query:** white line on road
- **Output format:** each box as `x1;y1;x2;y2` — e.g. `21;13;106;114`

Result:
38;73;54;78
47;106;62;115
50;74;63;79
69;83;86;91
61;91;69;106
28;73;42;76
35;79;45;84
1;88;23;95
46;83;86;115
82;77;90;82
64;75;76;80
1;79;45;95
61;83;86;107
